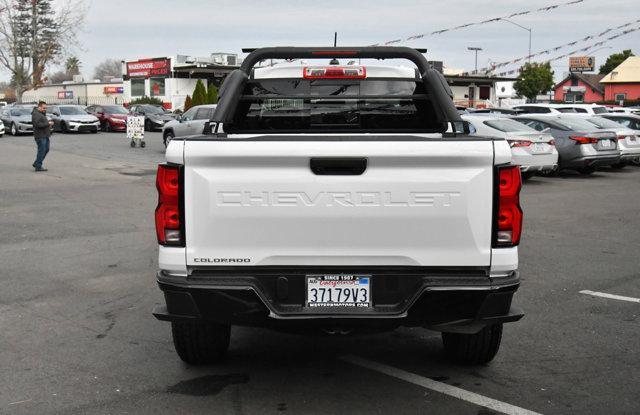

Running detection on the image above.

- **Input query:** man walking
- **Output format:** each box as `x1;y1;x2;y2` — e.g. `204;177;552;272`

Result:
32;101;53;172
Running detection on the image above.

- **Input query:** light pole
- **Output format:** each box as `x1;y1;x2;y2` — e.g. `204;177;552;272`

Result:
499;18;532;64
467;47;482;74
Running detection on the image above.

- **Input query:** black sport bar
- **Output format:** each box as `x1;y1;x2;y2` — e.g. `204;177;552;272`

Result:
213;46;461;125
239;46;431;74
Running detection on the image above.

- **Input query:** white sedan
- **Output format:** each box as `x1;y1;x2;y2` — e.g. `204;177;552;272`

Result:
463;114;559;179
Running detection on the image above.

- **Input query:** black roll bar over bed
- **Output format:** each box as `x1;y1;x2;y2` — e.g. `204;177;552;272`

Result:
211;46;462;129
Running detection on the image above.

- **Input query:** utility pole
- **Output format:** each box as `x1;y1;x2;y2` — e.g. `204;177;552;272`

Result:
467;47;482;74
499;18;532;64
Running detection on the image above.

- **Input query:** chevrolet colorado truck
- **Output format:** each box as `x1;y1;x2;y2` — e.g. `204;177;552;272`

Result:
152;47;524;365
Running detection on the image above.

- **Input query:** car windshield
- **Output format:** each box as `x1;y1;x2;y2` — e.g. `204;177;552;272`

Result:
588;117;626;129
143;105;165;114
104;106;128;115
555;117;601;131
60;106;87;115
11;108;31;116
592;107;608;114
484;119;536;133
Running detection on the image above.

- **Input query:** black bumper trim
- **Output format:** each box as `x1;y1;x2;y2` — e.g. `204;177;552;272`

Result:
154;268;521;330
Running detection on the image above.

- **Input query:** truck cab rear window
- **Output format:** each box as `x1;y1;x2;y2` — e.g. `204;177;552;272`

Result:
226;79;442;133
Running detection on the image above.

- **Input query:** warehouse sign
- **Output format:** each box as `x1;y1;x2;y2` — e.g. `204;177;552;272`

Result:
104;86;124;94
126;58;171;78
569;56;595;72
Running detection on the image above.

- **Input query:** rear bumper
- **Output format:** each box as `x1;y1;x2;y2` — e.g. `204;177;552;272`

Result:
153;267;522;333
563;155;621;169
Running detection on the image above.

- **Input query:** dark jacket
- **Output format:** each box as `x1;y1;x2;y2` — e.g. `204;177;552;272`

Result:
32;107;51;139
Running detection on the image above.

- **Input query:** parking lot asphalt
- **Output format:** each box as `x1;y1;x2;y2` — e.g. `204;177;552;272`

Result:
1;131;639;415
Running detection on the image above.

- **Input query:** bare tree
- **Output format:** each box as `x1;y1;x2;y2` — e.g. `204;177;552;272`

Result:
93;58;122;80
47;70;72;84
0;0;87;102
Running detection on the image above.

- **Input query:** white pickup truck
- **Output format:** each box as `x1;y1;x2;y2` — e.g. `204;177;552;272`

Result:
152;47;524;366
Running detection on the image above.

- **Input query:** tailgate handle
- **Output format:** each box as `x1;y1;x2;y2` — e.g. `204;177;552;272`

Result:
310;158;367;175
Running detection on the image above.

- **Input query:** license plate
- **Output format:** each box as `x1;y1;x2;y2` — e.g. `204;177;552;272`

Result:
601;139;611;148
532;143;547;153
306;275;371;308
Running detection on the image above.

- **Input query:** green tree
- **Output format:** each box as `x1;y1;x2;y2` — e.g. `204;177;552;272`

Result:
513;62;554;102
206;83;218;104
65;56;81;76
191;79;207;106
183;95;192;111
599;49;634;75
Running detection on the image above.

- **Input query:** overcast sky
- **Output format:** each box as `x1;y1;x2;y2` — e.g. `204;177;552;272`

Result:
6;0;640;81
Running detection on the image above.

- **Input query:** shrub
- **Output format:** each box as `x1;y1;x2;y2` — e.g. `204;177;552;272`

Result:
191;80;207;107
184;95;192;111
207;83;218;104
129;96;163;106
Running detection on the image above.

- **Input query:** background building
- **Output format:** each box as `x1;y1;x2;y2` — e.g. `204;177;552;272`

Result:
122;53;240;110
600;56;640;103
21;79;124;105
553;73;605;103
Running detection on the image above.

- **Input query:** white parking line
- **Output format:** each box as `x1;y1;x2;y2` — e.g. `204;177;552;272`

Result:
579;290;640;303
341;355;542;415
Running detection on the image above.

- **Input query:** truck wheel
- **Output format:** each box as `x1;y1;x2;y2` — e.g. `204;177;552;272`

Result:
521;171;536;181
171;321;230;365
441;324;502;365
578;166;595;175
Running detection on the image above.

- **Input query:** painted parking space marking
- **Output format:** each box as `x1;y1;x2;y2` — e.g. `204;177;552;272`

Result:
579;290;640;303
341;355;542;415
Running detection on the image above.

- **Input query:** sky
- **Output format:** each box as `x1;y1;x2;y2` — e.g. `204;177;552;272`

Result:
4;0;640;82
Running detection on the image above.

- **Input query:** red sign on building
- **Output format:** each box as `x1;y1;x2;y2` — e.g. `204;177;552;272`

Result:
126;58;171;78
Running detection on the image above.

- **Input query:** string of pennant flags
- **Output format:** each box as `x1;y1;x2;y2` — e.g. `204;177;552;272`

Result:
372;0;587;46
487;25;640;76
476;19;640;74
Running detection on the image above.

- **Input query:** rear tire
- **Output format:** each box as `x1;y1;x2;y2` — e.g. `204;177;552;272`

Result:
171;321;230;365
521;171;536;181
442;324;503;365
164;131;174;147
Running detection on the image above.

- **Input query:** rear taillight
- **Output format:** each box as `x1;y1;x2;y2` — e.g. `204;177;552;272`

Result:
507;140;532;148
494;166;523;247
303;66;366;79
155;164;182;246
569;136;597;144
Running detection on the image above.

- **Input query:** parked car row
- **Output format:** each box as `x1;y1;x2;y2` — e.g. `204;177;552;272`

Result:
463;108;640;177
0;103;181;136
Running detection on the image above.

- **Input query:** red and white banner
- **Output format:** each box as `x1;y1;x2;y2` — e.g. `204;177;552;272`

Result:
126;58;171;78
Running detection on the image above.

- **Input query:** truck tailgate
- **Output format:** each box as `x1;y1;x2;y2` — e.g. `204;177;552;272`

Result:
184;138;495;267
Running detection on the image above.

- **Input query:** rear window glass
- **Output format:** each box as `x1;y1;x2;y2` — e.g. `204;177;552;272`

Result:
555;117;600;131
592;107;608;114
226;79;443;133
587;117;625;129
484;119;536;132
557;108;578;113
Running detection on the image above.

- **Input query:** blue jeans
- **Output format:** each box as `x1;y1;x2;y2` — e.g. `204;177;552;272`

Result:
34;137;50;169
